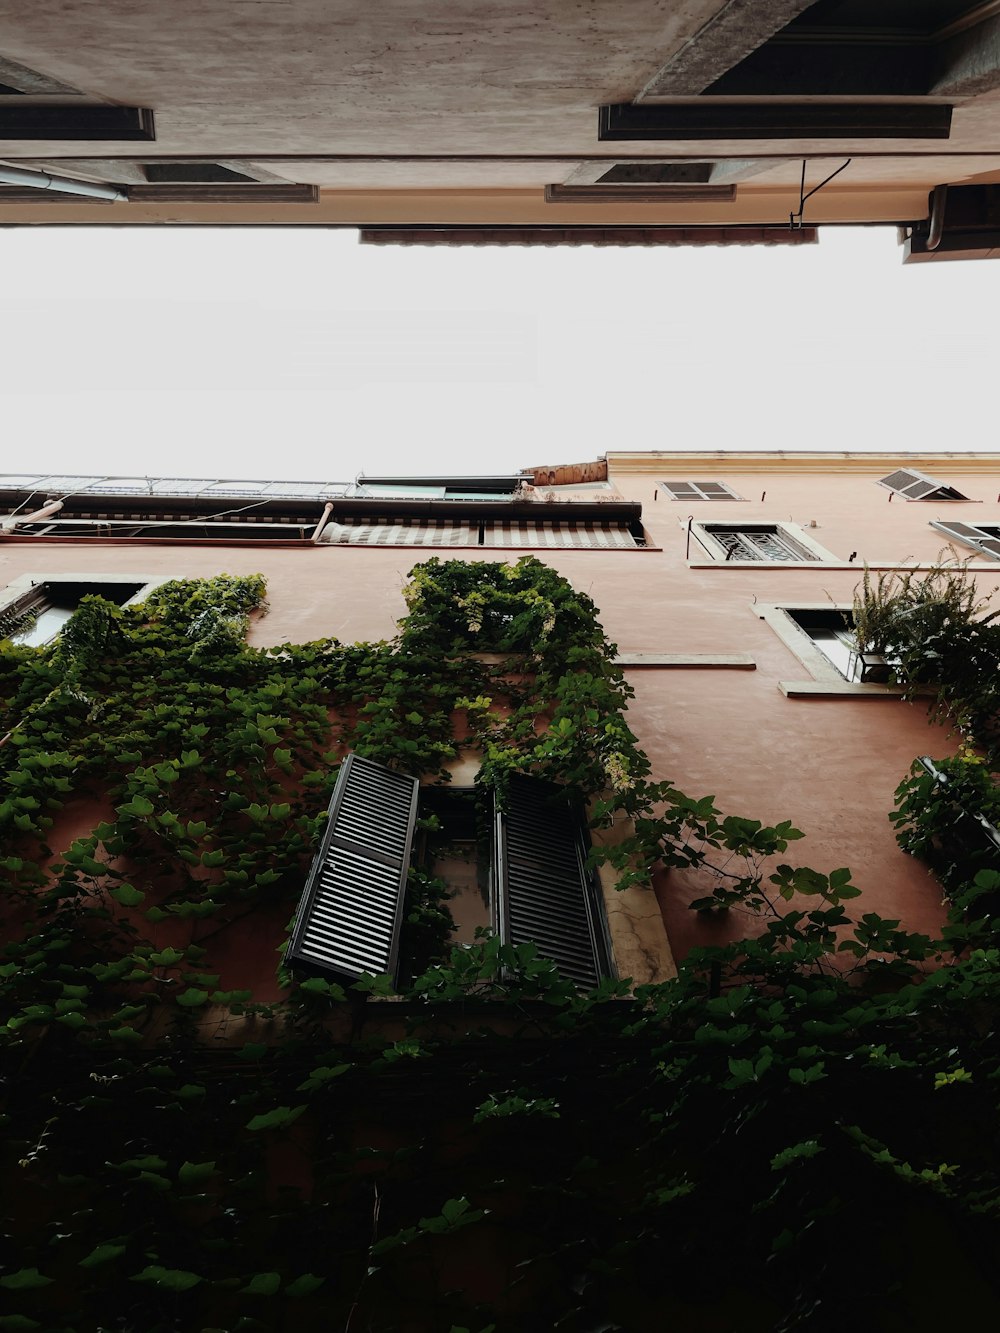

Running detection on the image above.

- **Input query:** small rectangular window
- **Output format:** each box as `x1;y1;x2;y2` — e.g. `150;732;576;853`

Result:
660;481;741;500
878;469;968;501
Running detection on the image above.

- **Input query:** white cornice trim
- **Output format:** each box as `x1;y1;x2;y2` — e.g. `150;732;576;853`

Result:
608;451;1000;476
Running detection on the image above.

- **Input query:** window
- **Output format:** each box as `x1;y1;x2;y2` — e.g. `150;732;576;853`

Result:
758;603;900;687
877;469;969;501
697;523;824;563
660;480;741;501
0;579;147;647
932;520;1000;559
785;609;858;679
287;756;613;990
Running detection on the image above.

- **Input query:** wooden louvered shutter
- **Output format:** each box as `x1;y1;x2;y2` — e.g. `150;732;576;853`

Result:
494;777;613;989
288;754;419;984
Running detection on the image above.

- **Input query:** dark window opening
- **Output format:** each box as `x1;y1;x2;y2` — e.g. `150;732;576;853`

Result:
598;162;713;184
414;788;492;948
705;0;986;96
143;162;256;184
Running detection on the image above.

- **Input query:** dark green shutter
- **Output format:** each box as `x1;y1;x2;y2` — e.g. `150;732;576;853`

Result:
494;777;613;989
288;754;419;984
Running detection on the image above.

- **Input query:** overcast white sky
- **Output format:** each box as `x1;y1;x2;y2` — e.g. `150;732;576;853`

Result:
0;225;995;481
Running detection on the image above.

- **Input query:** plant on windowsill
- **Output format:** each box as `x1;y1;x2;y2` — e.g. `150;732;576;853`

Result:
851;554;997;690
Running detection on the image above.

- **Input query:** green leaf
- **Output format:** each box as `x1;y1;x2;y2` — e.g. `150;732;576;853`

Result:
178;1159;216;1185
176;988;209;1008
246;1105;307;1132
241;1272;281;1296
0;1317;41;1331
297;1063;350;1091
79;1242;127;1268
131;1264;201;1291
0;1269;53;1291
107;1026;144;1043
150;947;185;967
285;1273;325;1298
56;1012;88;1030
119;795;154;817
771;1140;825;1171
110;883;145;907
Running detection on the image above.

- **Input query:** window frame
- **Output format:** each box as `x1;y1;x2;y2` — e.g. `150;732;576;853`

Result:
755;601;918;697
876;469;970;501
288;757;615;990
931;519;1000;560
0;573;167;646
659;480;743;501
693;521;835;564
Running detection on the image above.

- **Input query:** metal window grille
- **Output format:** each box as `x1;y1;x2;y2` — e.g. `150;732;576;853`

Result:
707;526;818;562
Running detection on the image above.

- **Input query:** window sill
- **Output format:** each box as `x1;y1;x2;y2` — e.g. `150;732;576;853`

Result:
692;560;1000;572
615;653;755;669
778;680;936;699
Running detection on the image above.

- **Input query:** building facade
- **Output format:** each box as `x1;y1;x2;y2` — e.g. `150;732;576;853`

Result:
5;454;1000;1330
3;451;997;983
3;3;1000;256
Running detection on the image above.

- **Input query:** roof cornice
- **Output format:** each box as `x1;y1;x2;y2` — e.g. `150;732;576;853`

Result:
606;451;1000;476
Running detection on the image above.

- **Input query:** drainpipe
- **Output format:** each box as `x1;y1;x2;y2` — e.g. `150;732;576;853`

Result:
926;185;948;252
310;502;334;543
0;163;127;202
2;498;63;532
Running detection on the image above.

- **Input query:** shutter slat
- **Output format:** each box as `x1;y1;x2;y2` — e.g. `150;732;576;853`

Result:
496;777;611;990
288;754;419;984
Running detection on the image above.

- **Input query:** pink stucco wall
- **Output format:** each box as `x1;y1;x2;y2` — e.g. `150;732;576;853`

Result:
4;456;996;967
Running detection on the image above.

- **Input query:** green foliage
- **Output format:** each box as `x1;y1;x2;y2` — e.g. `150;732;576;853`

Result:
5;562;1000;1329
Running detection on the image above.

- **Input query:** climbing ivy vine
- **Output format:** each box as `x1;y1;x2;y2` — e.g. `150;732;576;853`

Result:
2;560;1000;1331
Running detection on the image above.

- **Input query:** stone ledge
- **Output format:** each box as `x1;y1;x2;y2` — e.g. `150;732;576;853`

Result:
615;653;755;669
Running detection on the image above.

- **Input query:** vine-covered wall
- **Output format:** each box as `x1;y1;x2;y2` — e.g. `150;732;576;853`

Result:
5;559;1000;1332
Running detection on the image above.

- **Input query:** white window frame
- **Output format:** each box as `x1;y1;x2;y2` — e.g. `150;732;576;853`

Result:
692;521;835;564
755;602;924;698
659;480;743;501
876;469;970;501
931;519;1000;560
